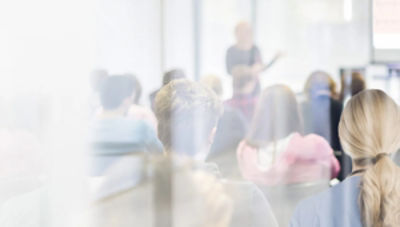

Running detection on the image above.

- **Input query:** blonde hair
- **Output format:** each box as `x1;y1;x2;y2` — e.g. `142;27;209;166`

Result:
200;75;223;97
339;89;400;227
154;79;222;154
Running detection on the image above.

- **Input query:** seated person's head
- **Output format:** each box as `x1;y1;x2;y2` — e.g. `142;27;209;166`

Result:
304;71;337;98
340;72;366;101
200;74;223;98
162;69;186;86
99;75;135;114
339;89;400;227
349;72;366;96
154;79;222;159
231;65;256;95
247;84;302;147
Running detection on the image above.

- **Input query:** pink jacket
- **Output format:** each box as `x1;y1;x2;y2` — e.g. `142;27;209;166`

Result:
237;133;340;186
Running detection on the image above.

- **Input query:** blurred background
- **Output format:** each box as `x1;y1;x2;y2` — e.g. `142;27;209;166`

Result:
1;0;400;226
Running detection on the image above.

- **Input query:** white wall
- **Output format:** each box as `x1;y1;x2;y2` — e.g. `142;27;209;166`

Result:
200;0;253;98
255;0;371;92
94;0;201;102
163;0;195;80
201;0;252;77
197;0;373;97
0;0;95;97
95;0;162;104
0;0;96;226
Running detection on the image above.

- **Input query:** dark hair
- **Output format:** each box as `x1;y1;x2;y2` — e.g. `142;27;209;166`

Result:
210;107;247;155
162;69;186;86
207;107;247;179
99;75;134;110
154;79;222;156
339;72;366;101
247;85;302;148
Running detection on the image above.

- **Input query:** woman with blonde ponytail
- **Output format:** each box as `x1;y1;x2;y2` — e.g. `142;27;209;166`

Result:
290;89;400;227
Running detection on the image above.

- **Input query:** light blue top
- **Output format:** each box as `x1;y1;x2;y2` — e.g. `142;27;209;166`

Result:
290;176;362;227
91;117;162;151
90;117;163;175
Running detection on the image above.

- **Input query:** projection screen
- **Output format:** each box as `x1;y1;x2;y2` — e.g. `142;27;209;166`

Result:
372;0;400;63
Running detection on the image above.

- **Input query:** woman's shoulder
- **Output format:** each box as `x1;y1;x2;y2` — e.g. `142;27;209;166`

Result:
291;176;362;227
298;176;360;206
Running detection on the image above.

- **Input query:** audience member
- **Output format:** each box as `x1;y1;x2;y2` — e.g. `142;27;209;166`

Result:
291;89;400;227
87;155;233;227
154;79;278;227
200;74;247;179
127;105;158;132
91;75;162;175
207;106;247;180
125;73;158;130
339;71;366;102
200;74;223;98
149;69;186;111
154;79;222;160
301;71;351;180
225;65;258;123
301;71;342;150
237;84;340;186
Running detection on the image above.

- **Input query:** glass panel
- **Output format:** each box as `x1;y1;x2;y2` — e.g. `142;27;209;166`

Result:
2;1;400;227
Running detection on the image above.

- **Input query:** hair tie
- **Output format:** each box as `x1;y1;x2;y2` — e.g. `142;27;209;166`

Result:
354;153;389;166
374;153;389;163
